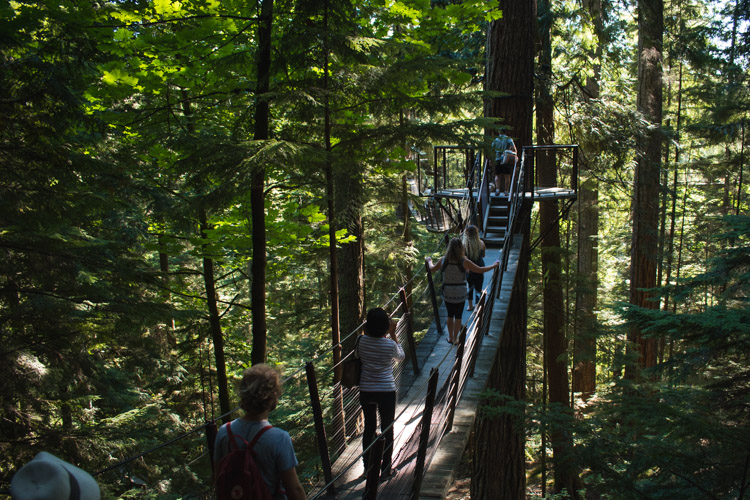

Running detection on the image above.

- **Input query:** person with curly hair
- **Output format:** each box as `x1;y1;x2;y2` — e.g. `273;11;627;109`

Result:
213;364;306;500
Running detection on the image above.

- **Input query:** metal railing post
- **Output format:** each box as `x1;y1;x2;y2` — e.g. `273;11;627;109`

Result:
412;368;439;499
425;259;443;337
305;362;335;497
399;288;420;375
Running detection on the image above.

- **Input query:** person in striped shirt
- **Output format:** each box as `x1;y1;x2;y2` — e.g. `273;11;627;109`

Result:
357;307;405;479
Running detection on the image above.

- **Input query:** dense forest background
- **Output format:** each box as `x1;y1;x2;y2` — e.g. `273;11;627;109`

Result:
1;0;749;498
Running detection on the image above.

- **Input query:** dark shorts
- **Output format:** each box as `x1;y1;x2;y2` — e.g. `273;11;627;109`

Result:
494;161;512;176
467;272;483;294
445;301;465;319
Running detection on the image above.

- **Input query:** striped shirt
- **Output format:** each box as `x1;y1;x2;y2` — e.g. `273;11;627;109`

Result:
357;335;405;392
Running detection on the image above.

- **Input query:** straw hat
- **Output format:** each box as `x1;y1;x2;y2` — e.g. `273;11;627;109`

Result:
10;452;100;500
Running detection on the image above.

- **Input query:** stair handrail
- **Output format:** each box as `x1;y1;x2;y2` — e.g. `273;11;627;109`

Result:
478;155;492;234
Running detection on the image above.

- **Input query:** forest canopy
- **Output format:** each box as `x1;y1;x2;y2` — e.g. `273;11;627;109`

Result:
1;0;749;498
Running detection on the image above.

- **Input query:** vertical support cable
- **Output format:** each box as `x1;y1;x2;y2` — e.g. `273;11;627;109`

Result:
412;368;439;499
399;288;420;375
305;362;335;496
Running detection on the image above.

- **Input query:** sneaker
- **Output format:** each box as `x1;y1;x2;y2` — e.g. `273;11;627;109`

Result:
380;468;392;481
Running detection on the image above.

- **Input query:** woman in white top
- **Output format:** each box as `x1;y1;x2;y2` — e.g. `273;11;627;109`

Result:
357;307;405;478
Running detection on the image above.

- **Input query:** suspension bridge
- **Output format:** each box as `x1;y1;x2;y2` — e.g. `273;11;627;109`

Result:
47;144;578;499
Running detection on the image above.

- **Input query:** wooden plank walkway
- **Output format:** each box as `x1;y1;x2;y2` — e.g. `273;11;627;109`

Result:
314;236;522;499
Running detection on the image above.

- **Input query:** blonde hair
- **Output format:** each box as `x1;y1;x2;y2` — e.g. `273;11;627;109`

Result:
444;237;465;264
462;225;482;262
239;364;283;414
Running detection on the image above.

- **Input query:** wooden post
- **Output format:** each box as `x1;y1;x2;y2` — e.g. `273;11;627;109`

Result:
433;147;439;192
305;362;335;496
425;258;443;337
205;420;218;477
446;327;467;432
363;435;385;500
412;368;439;499
399;288;420;375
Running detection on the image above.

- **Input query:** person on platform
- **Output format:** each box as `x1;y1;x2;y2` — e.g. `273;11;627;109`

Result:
491;133;518;195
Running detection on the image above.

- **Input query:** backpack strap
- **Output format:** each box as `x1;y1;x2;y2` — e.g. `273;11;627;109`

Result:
354;334;362;358
226;420;245;451
247;425;273;450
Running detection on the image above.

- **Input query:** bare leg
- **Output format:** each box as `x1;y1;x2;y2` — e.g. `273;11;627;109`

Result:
446;317;456;343
452;318;462;343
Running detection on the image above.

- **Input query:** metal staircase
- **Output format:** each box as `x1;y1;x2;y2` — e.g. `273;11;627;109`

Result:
483;193;510;247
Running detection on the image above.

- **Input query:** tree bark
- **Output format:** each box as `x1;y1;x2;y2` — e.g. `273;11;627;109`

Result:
472;1;535;498
250;0;274;366
626;0;663;378
572;0;602;398
335;166;365;350
322;0;342;378
201;211;231;420
537;2;578;493
472;236;529;500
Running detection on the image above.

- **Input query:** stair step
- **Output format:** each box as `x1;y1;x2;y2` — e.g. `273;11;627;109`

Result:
485;231;506;239
484;229;506;237
484;236;506;247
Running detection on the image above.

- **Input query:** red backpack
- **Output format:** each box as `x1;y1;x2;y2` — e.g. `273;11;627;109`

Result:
215;421;273;500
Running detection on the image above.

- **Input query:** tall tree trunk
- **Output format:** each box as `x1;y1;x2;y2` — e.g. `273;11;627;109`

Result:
401;110;414;306
335;167;365;348
626;0;663;378
537;2;578;494
201;211;231;420
572;0;602;399
321;0;349;457
473;1;535;498
322;0;342;379
738;120;746;215
182;94;230;413
250;0;273;366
